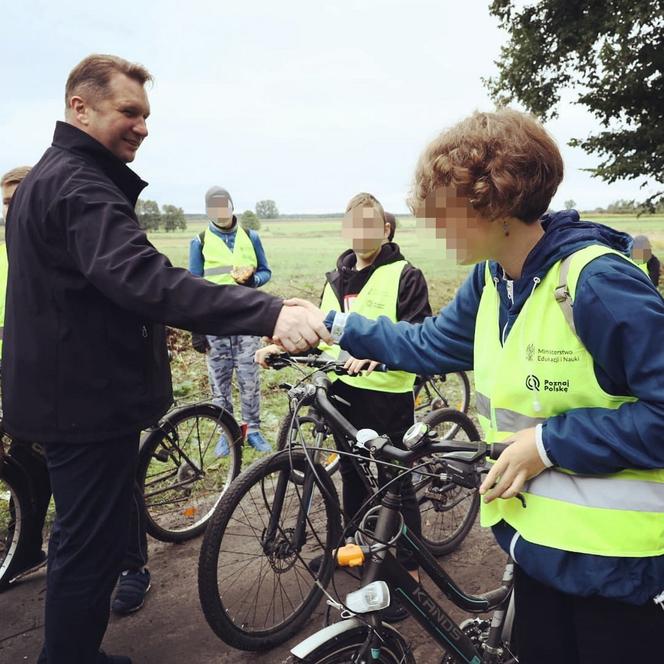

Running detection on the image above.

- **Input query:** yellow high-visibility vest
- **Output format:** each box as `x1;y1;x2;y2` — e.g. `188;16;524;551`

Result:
476;244;664;557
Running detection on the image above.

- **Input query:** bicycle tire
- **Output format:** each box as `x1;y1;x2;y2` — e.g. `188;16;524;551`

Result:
415;408;480;556
137;402;242;543
289;622;415;663
276;408;340;481
414;372;471;438
0;458;32;590
198;449;342;651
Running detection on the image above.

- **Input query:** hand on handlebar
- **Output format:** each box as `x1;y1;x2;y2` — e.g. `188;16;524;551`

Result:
343;355;380;376
479;427;546;503
255;343;285;368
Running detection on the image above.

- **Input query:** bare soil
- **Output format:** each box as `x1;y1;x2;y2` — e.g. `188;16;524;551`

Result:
0;521;505;663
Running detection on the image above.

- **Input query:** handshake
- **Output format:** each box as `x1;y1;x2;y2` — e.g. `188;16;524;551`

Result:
270;298;333;353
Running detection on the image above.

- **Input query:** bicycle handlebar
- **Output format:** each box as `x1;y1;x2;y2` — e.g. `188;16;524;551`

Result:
265;352;389;375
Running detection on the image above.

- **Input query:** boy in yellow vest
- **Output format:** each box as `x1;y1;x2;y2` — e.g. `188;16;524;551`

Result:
258;193;431;602
319;111;664;662
189;186;272;454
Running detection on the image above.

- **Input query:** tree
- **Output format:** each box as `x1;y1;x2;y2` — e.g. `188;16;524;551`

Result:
161;204;186;232
240;210;261;231
564;199;576;210
135;198;162;231
255;200;279;219
487;0;664;208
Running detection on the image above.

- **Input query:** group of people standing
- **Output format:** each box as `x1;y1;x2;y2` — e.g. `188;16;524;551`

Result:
2;49;664;664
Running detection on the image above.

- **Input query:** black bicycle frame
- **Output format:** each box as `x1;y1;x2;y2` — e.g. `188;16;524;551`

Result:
359;487;513;664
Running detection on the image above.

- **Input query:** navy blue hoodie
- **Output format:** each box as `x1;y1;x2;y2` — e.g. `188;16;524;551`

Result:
331;210;664;605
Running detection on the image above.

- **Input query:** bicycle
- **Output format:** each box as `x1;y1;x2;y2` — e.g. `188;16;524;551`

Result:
0;446;34;589
413;371;472;439
273;355;480;556
197;356;481;651
285;382;516;663
136;400;244;542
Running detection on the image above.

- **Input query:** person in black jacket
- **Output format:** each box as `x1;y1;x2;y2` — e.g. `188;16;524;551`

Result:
3;53;329;664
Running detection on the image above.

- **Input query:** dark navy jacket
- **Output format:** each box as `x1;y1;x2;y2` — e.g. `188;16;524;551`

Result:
2;122;283;443
330;211;664;604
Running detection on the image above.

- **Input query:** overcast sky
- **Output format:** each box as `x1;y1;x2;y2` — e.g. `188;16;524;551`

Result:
2;0;656;214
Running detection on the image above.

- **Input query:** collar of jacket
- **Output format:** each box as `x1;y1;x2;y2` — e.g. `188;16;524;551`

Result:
51;121;148;205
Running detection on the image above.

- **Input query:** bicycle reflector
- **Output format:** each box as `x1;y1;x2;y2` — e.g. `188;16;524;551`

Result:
345;581;391;615
337;543;365;567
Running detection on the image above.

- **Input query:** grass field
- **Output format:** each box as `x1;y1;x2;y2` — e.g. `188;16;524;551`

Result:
152;213;664;312
151;213;664;454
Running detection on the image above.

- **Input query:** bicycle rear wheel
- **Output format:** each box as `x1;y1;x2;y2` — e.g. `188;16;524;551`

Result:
414;372;471;438
137;402;242;542
198;449;342;651
0;458;32;590
415;408;480;556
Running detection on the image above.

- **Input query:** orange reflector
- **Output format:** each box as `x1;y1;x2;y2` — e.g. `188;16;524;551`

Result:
183;507;198;518
337;544;365;568
325;453;339;465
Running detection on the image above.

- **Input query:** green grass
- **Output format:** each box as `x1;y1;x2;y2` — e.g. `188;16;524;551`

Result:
152;213;664;448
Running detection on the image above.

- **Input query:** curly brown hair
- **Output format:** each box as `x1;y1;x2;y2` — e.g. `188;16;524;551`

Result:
409;109;564;224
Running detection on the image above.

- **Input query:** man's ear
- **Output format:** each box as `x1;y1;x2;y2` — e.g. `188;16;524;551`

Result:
68;95;91;127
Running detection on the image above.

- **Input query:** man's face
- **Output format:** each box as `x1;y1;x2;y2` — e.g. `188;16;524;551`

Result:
342;205;389;258
80;72;150;163
418;185;494;265
2;182;18;219
207;197;234;228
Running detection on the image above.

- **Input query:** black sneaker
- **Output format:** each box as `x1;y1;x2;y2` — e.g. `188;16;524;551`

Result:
111;568;151;615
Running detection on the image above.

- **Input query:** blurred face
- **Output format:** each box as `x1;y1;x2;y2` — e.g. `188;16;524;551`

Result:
633;246;652;262
417;185;496;265
206;196;234;228
70;72;150;163
342;205;390;258
2;182;18;219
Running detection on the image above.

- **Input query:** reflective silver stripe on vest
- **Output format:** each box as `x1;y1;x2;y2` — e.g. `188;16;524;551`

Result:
494;409;545;432
526;470;664;513
475;392;545;431
0;326;3;340
476;392;491;418
203;266;233;277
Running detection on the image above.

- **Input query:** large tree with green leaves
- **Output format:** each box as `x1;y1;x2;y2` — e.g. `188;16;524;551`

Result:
487;0;664;207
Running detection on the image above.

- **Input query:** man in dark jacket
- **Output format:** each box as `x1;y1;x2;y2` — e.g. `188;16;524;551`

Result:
3;53;329;664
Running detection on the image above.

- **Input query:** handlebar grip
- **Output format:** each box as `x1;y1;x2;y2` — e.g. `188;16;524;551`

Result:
489;442;510;460
373;363;388;373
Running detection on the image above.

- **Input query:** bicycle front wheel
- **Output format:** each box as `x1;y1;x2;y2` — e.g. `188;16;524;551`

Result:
137;402;242;542
415;408;480;556
0;458;32;590
289;622;415;663
276;408;340;481
198;449;342;651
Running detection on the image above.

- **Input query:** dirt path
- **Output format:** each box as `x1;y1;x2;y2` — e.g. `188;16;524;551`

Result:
0;521;505;663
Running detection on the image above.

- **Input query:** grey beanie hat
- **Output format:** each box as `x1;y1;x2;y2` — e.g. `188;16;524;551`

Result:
205;186;234;209
632;235;652;250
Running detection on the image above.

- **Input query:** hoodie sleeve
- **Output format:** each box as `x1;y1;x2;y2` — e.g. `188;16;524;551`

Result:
397;265;432;323
542;254;664;472
248;230;271;288
338;264;483;375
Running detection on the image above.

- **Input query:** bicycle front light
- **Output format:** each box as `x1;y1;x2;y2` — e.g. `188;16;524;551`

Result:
345;581;391;614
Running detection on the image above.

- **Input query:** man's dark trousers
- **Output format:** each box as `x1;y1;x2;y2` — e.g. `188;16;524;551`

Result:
37;433;140;664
